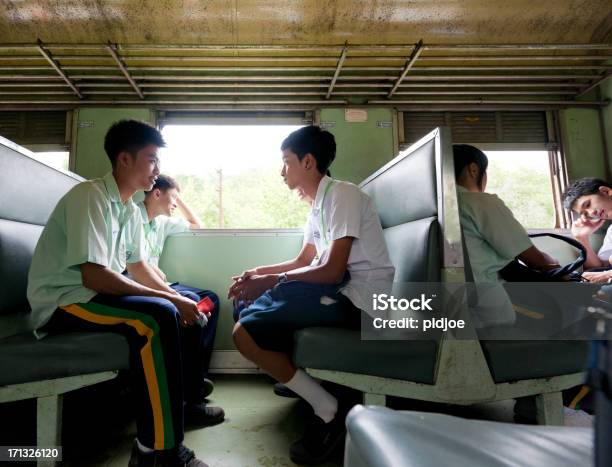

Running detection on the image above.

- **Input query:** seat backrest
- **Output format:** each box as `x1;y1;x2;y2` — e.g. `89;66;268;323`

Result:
360;127;464;283
0;136;81;337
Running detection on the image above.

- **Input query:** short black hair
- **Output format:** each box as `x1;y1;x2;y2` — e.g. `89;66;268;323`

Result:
453;144;488;189
104;119;165;167
281;125;336;176
563;177;612;211
145;174;180;196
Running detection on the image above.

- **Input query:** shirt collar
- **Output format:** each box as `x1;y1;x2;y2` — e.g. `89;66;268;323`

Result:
102;172;123;203
313;175;332;212
138;201;158;230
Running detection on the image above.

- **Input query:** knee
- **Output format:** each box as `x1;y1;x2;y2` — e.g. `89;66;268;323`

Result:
151;298;180;325
232;323;252;355
232;322;243;347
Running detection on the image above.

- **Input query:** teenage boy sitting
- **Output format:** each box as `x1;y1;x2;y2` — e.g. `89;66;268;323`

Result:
563;178;612;283
136;174;224;425
27;120;209;467
227;125;395;465
454;144;560;325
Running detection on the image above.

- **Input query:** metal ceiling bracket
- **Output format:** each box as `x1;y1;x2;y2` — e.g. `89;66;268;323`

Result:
387;39;424;98
106;41;144;99
326;41;348;99
36;39;82;99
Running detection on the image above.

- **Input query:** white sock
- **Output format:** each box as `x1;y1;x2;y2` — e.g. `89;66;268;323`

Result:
284;369;337;423
136;438;154;454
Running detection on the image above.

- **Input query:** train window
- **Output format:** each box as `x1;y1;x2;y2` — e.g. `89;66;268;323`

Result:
159;124;309;229
30;151;70;172
484;150;555;229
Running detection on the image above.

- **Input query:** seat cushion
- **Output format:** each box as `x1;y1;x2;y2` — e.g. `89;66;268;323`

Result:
0;331;129;386
345;405;593;467
293;327;438;384
480;340;588;383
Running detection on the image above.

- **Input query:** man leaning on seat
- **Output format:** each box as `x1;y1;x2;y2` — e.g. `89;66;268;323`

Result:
27;119;213;467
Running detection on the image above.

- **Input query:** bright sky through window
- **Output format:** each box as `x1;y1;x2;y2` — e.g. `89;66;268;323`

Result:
485;151;554;229
158;125;310;229
159;125;301;176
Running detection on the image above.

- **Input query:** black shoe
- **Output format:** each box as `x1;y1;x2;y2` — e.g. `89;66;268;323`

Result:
289;412;346;465
273;382;300;398
128;441;209;467
184;403;225;427
202;378;214;399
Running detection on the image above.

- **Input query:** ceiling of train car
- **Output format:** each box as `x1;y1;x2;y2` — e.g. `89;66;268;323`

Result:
1;0;612;44
0;1;611;109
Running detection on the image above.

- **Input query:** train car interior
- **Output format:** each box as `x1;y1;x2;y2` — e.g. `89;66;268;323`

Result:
0;2;611;467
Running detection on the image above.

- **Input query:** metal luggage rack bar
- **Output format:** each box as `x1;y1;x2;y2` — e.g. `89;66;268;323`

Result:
0;41;610;108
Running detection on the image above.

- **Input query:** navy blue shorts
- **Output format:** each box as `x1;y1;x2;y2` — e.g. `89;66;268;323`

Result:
235;280;359;352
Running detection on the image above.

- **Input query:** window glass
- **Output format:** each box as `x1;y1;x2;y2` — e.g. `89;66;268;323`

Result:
485;150;554;229
159;125;309;229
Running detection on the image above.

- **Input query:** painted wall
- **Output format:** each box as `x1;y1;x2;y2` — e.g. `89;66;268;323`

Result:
600;78;612;179
73;108;154;180
69;106;397;354
159;233;303;350
560;108;607;181
320;108;396;184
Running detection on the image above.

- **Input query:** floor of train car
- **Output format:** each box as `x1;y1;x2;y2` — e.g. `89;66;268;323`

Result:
0;373;521;467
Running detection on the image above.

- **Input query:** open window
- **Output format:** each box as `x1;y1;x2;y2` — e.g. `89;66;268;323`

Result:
401;110;567;228
0;111;71;171
157;112;312;229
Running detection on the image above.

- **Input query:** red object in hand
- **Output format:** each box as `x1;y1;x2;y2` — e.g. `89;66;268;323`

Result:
196;297;215;317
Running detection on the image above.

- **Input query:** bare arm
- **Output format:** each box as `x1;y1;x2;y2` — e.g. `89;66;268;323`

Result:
127;261;176;294
149;262;167;282
176;196;202;229
81;263;200;326
517;246;560;271
249;243;317;276
228;238;353;301
571;217;605;269
284;238;353;284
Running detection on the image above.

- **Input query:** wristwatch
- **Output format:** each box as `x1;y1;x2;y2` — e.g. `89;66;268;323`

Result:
277;272;288;284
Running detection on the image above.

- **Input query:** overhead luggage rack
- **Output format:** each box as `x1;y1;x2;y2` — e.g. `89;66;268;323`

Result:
0;41;610;109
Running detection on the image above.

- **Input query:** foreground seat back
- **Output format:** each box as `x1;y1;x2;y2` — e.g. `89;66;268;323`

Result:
360;126;463;283
0;136;81;338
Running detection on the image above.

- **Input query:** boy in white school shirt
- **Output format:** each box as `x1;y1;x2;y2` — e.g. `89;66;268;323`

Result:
228;125;395;465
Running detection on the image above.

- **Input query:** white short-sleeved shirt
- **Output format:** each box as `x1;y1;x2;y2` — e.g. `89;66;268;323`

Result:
134;202;190;268
304;175;395;311
27;172;146;336
457;185;534;325
597;225;612;264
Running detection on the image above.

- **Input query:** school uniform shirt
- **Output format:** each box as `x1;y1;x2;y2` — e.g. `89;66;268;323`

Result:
303;175;395;312
27;172;146;337
135;201;190;268
597;225;612;264
457;185;534;325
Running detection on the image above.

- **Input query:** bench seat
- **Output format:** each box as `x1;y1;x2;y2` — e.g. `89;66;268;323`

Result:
294;328;438;384
0;332;129;387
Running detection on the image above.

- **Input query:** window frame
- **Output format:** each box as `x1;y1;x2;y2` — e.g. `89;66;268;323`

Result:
154;111;313;233
398;110;569;229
